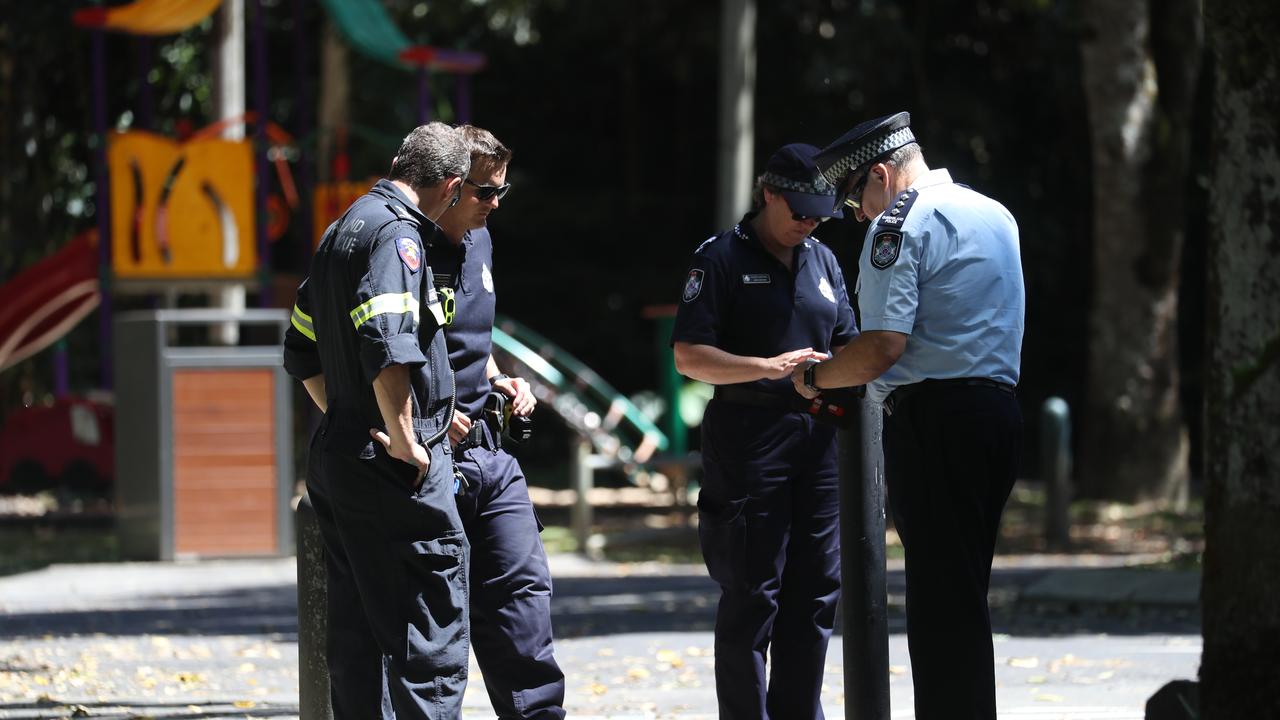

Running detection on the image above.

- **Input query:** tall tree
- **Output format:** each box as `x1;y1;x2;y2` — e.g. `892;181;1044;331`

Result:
1200;1;1280;716
1077;0;1202;502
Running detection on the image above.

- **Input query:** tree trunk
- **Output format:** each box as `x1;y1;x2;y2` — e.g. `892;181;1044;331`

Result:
1077;0;1200;503
1200;2;1280;716
316;20;349;183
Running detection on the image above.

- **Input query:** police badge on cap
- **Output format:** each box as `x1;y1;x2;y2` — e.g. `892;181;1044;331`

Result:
814;112;916;213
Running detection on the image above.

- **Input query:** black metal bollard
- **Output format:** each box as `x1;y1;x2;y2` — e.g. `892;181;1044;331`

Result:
1040;397;1072;550
838;396;890;720
295;493;334;720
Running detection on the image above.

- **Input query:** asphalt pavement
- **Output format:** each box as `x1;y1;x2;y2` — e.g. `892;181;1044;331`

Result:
0;553;1200;719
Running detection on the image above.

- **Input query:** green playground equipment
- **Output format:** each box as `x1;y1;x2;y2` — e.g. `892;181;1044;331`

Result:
491;314;668;466
318;0;485;123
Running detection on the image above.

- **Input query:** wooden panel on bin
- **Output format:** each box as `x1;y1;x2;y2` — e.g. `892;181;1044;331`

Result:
172;368;277;555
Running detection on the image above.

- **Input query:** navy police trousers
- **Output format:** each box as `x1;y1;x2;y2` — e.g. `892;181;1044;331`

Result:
883;383;1022;720
697;399;841;720
306;429;470;720
455;434;566;720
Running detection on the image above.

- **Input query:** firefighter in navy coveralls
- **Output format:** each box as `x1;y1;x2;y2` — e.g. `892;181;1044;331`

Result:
671;143;857;720
282;122;472;720
795;112;1025;720
430;126;566;719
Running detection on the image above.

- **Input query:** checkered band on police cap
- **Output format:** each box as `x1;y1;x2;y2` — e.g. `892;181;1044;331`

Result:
760;170;837;196
815;112;915;187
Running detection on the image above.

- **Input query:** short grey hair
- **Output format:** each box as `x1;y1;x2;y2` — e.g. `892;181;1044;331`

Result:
389;122;470;189
882;142;922;171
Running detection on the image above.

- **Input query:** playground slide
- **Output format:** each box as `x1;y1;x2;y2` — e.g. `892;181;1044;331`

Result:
0;232;100;373
491;314;668;465
318;0;485;72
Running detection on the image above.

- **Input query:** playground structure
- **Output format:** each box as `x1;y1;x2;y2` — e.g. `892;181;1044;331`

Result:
0;0;688;555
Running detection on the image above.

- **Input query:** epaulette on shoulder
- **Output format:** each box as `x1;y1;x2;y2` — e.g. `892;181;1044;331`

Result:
386;201;417;223
876;188;919;229
694;234;719;254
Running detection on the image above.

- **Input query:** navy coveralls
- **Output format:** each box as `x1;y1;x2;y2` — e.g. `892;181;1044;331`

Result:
671;213;858;720
430;226;566;719
283;179;469;720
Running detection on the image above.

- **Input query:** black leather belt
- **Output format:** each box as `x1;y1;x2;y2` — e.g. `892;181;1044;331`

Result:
883;377;1015;416
713;386;804;411
712;386;861;428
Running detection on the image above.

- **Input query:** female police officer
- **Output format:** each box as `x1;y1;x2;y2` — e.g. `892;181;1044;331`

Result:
671;143;856;720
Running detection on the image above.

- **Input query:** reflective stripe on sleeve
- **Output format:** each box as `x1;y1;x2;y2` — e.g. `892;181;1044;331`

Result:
350;292;420;330
291;304;316;341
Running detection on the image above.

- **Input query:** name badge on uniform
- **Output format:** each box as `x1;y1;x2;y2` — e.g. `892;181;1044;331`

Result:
742;274;772;285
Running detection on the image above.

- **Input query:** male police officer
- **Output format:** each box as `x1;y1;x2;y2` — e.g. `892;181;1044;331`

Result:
431;125;566;719
673;143;856;720
283;122;471;720
792;112;1025;720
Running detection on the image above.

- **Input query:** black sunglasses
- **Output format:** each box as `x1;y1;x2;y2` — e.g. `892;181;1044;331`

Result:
791;211;831;224
465;177;511;201
844;173;870;210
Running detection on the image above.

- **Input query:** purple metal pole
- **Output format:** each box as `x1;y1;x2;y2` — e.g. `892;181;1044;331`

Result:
293;0;314;266
456;73;472;124
92;26;113;390
53;340;70;397
418;66;431;125
252;0;271;306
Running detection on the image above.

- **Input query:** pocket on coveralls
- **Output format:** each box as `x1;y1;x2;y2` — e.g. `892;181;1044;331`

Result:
401;531;470;706
697;495;748;591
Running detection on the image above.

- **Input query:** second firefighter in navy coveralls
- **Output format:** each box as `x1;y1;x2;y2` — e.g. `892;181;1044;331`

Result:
283;122;471;720
671;143;857;720
431;126;567;719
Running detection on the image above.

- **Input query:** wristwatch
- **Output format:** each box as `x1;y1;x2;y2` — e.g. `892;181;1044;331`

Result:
803;361;821;394
489;373;511;386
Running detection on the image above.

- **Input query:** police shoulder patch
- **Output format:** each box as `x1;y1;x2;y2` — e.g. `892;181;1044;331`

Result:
682;269;705;302
870;231;902;270
395;237;421;272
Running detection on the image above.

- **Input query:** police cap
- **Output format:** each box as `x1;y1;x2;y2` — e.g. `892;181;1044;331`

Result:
760;143;844;220
814;111;916;212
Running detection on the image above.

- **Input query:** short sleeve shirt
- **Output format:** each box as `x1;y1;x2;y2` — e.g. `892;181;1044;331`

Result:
856;168;1025;404
283;179;454;450
671;212;858;396
430;227;498;420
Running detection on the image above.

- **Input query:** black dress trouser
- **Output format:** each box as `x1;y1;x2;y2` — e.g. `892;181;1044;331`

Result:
882;383;1022;720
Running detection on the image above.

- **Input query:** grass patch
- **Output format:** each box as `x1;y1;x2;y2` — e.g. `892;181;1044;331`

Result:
0;523;119;577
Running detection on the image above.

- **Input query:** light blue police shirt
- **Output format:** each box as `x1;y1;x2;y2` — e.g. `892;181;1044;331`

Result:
855;168;1025;405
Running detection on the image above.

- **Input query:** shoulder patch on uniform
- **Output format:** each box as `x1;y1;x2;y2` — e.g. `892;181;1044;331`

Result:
682;269;705;302
870;231;902;270
876;188;919;230
395;237;421;272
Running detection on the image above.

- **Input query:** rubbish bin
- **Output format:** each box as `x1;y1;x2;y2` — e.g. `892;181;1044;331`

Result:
114;308;294;560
